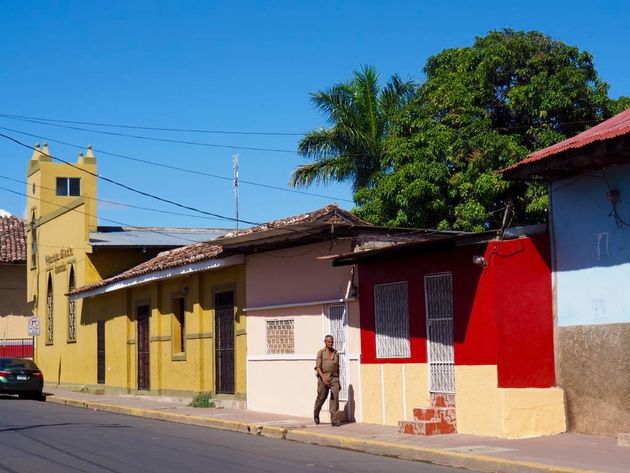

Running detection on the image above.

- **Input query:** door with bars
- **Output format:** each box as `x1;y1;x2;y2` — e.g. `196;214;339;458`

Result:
328;304;349;400
424;273;455;393
215;291;235;394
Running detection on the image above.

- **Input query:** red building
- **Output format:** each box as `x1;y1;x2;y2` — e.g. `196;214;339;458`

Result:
333;227;566;438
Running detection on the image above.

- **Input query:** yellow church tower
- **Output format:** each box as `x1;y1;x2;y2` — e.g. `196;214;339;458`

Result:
26;143;97;378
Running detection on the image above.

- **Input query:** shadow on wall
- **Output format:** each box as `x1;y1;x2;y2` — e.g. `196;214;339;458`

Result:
552;170;630;272
343;384;355;423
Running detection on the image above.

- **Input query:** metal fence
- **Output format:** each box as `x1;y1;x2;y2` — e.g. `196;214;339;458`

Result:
0;338;34;358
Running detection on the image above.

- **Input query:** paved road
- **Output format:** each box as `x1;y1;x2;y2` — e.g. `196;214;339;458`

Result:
0;396;467;473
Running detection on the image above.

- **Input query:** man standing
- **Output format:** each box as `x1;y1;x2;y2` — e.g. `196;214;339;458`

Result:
314;335;341;426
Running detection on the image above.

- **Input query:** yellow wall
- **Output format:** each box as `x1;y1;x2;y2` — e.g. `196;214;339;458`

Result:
0;263;33;338
120;264;247;397
361;363;429;425
25;146;247;400
361;363;565;437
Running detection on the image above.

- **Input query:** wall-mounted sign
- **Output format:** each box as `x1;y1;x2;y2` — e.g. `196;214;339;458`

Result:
28;316;40;337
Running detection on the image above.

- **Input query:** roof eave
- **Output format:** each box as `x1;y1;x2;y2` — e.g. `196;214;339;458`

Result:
70;254;244;300
332;231;497;266
503;134;630;181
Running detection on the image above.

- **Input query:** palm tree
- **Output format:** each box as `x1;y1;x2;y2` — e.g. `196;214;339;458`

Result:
290;65;415;194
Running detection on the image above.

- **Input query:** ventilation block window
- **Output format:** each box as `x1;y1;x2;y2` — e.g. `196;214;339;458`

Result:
56;177;81;196
374;281;410;358
266;319;295;354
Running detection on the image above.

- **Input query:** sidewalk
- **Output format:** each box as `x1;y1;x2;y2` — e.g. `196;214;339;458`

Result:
43;387;628;473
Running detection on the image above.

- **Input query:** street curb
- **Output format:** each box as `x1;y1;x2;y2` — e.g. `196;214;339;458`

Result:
46;396;598;473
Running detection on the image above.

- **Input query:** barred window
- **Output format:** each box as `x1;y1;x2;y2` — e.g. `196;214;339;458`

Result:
265;319;295;354
68;267;76;342
172;297;185;354
30;211;37;269
46;275;54;345
374;281;410;358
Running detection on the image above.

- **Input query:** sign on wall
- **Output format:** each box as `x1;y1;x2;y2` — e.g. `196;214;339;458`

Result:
28;316;40;337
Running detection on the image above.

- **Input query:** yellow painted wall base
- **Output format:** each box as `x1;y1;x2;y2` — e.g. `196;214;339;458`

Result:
361;363;429;426
362;363;566;438
499;387;566;438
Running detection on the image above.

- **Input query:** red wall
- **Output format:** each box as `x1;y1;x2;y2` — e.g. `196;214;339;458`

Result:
358;235;555;388
490;236;556;388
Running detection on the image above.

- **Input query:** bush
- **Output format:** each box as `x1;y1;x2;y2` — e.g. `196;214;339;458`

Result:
190;392;215;408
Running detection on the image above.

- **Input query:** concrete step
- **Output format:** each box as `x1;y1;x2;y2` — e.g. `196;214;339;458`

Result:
398;419;457;436
413;406;456;423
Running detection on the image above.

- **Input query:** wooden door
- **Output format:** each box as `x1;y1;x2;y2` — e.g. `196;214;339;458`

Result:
137;305;150;391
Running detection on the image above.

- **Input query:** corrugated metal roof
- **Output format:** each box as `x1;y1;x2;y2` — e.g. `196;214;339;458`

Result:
89;226;232;248
503;108;630;176
0;216;26;263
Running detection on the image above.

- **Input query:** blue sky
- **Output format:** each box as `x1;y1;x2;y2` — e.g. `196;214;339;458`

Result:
0;1;628;229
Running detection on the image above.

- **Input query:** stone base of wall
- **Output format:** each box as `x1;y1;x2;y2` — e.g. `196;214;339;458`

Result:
557;323;630;436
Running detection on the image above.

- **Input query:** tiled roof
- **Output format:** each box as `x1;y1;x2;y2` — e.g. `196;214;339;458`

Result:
70;205;363;296
503;108;630;176
0;216;26;263
219;204;369;239
69;242;223;295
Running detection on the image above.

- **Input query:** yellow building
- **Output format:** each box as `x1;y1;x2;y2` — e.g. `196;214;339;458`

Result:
26;145;236;397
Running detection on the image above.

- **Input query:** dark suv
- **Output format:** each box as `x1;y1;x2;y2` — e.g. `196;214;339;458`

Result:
0;358;44;400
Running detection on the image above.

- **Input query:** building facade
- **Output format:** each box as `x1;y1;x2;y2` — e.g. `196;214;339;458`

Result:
26;144;231;392
334;231;566;438
503;108;630;436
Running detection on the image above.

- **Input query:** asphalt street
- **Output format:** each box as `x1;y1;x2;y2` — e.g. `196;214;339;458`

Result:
0;396;468;473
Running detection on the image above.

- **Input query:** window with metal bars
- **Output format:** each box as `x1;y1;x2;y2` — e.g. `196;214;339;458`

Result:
265;319;295;354
172;297;185;355
68;267;76;342
374;281;410;358
30;211;37;269
46;275;54;345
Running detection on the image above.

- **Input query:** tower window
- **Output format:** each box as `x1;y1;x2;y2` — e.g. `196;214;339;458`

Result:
56;177;81;196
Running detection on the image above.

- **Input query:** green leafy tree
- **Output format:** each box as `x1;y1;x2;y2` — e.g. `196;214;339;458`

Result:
354;30;628;231
290;65;415;195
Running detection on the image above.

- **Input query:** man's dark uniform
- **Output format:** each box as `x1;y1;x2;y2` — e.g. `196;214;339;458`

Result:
314;347;340;425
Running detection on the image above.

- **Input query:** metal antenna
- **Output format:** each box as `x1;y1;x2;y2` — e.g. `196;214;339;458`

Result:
233;154;239;229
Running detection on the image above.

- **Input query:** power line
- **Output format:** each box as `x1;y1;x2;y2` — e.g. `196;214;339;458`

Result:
0;115;297;153
0;175;232;224
0;113;304;136
0;184;219;246
0;125;354;203
0;132;262;226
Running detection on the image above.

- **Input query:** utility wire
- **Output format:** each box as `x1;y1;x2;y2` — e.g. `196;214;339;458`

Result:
0;185;219;246
0;125;353;203
0;132;262;226
0;175;232;224
0;113;304;136
0;115;297;153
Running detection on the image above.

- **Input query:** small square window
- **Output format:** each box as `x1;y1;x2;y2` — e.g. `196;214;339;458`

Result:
56;177;81;196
